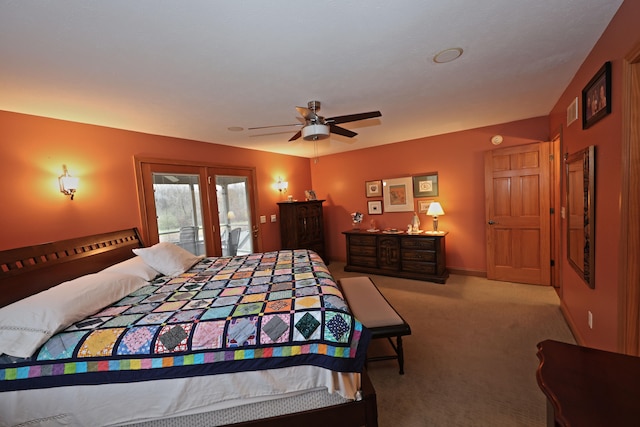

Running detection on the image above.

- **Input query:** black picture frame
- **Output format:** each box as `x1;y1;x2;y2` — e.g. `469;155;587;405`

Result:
412;173;438;198
582;61;611;129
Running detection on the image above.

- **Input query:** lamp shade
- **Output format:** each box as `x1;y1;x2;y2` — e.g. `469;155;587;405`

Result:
427;202;444;216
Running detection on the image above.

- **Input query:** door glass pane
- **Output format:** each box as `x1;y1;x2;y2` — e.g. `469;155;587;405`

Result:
153;173;206;256
216;175;253;256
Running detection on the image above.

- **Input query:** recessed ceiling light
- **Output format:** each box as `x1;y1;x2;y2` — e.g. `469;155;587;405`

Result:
433;47;463;64
228;126;244;132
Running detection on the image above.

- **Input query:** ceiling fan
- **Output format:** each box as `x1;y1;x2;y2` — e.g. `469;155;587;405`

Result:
249;101;381;142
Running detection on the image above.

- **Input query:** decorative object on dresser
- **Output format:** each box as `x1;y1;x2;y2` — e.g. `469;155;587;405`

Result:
343;230;449;284
351;211;364;229
278;200;327;262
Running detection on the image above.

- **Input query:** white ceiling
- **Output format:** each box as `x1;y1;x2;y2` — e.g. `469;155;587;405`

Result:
0;1;623;158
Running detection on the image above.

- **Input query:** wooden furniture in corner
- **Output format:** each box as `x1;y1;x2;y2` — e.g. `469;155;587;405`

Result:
278;200;327;262
343;230;448;284
536;339;640;427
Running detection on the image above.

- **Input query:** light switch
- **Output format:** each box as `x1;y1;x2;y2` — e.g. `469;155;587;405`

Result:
260;215;266;224
271;214;277;223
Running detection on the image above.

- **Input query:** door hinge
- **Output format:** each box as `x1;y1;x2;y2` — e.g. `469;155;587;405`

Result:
208;176;212;185
550;259;555;267
550;208;554;214
549;154;554;161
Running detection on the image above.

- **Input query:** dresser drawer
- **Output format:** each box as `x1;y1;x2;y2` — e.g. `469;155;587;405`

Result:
403;260;436;274
402;249;435;262
348;235;377;246
349;245;377;257
401;238;436;250
350;255;378;268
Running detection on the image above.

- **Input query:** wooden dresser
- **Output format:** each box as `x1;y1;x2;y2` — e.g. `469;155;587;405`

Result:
343;230;448;283
278;200;326;262
536;339;640;427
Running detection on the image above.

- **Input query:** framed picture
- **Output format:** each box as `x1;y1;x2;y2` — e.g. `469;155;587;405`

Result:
582;61;611;129
365;180;382;197
368;200;383;215
417;200;432;214
305;190;317;200
413;173;439;198
382;177;414;212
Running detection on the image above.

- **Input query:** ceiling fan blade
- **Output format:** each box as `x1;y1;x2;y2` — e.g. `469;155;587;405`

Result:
296;106;318;121
248;123;301;130
288;130;302;141
327;111;381;125
330;124;357;138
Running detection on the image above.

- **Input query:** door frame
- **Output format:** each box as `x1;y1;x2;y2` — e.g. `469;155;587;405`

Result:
619;42;640;355
551;130;563;293
134;156;260;256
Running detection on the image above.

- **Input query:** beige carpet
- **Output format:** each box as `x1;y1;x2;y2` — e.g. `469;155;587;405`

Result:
329;263;576;427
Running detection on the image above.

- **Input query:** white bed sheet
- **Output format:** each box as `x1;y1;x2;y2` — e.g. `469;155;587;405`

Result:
0;366;360;427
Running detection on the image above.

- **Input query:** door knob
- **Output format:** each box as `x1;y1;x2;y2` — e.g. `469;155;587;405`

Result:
488;220;496;225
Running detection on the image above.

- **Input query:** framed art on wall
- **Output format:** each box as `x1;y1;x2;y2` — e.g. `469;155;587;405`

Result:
382;177;414;212
365;180;382;197
413;173;438;198
368;200;383;215
582;61;611;129
418;200;432;214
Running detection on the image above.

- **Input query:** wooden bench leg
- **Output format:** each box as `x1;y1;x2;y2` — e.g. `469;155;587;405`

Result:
397;336;404;375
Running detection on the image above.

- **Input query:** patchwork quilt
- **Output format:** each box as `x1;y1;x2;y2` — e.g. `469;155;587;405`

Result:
0;250;370;392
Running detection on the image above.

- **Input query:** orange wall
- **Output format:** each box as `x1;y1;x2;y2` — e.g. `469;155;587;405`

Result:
548;0;640;351
310;117;549;272
0;110;312;251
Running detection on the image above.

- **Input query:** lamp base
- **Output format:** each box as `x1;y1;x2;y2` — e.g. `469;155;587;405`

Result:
432;216;439;232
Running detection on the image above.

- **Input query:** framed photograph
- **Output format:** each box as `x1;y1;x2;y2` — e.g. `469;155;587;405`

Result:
368;200;383;215
413;173;439;198
382;177;414;212
418;200;432;214
305;190;317;200
365;180;382;197
582;61;611;129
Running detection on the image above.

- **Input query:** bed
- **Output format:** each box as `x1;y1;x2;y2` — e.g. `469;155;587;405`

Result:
0;228;377;427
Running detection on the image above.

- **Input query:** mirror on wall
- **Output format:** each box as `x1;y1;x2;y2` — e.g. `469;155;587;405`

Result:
566;145;595;288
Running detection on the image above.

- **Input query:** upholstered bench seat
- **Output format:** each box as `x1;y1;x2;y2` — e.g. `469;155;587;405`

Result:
340;276;411;374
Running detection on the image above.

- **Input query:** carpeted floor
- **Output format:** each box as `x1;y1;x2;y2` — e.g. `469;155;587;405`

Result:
329;263;576;427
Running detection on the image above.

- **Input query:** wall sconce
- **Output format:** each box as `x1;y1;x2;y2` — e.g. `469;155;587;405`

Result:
426;202;445;232
275;177;288;193
59;165;79;200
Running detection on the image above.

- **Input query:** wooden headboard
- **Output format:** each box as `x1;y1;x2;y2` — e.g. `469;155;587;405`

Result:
0;228;144;308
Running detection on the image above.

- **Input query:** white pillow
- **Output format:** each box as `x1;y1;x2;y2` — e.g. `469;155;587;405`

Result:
0;272;147;358
132;242;203;277
101;255;160;281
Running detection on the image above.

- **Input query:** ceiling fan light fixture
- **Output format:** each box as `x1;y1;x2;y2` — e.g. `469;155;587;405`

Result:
302;124;330;141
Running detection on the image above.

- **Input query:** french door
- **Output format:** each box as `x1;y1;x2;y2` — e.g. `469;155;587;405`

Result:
136;160;258;256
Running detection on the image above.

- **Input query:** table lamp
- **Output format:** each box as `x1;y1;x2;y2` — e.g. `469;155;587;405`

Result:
426;202;445;232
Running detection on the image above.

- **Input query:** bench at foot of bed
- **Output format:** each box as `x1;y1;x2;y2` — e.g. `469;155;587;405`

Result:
340;276;412;375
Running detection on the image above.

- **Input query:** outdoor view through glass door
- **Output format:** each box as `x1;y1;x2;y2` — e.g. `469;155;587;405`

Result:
216;174;254;256
137;160;258;257
153;173;206;256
